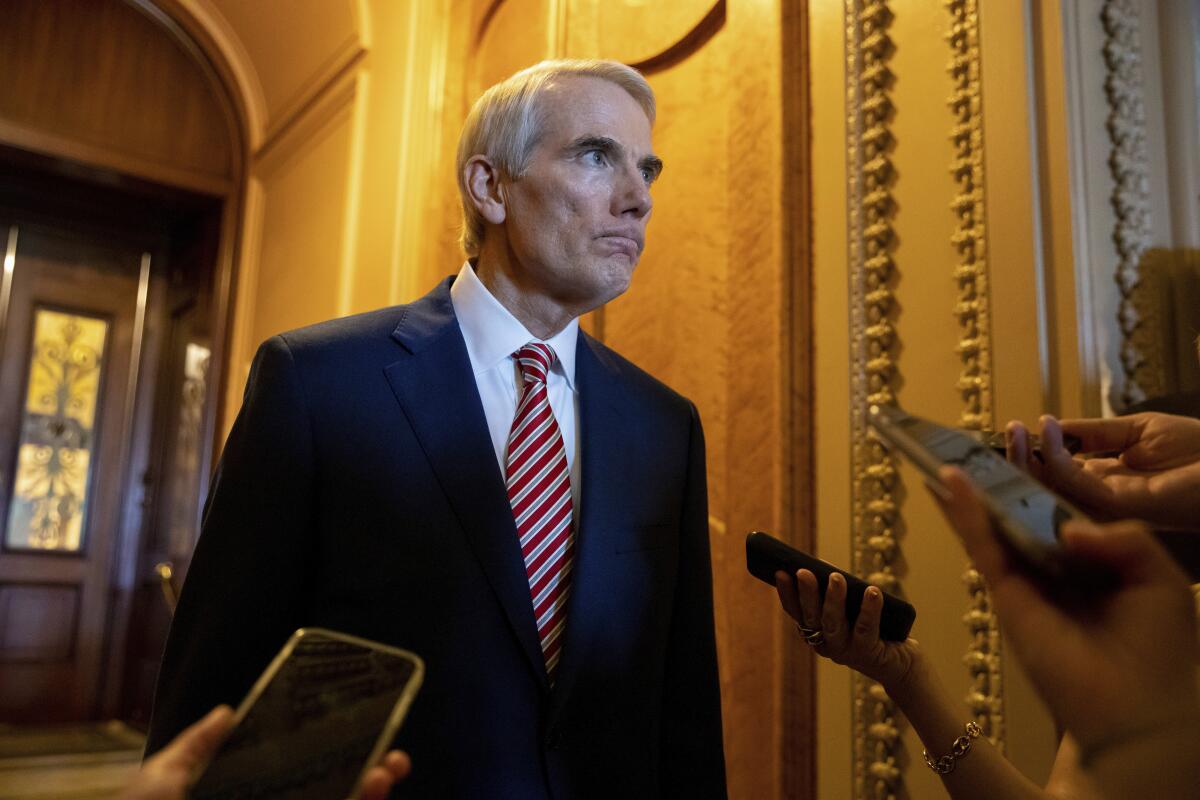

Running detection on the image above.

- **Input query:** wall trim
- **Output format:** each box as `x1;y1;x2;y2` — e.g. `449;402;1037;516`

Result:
164;0;267;152
945;0;1005;749
253;64;361;180
845;1;904;797
389;0;454;305
1101;0;1154;407
260;36;368;159
0;118;232;196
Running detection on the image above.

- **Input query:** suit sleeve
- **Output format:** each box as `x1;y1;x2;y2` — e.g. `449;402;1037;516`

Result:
145;335;317;755
659;401;728;796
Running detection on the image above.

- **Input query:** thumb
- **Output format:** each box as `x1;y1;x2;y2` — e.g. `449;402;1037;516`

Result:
159;705;235;773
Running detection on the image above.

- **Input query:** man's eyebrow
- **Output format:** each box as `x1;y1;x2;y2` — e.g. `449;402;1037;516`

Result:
567;135;622;155
639;155;664;182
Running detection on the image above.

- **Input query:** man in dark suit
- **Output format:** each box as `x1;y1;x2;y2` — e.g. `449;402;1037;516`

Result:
147;59;726;797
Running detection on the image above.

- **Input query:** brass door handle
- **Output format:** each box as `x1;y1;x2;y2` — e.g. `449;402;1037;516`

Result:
155;561;179;615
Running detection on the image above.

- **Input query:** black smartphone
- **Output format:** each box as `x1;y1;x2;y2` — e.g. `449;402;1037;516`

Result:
746;531;917;641
189;628;424;800
868;404;1085;578
968;428;1083;459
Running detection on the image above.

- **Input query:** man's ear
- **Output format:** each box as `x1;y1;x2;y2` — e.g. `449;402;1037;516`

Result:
463;156;507;226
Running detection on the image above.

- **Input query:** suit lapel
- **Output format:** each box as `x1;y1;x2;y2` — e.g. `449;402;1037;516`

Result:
384;279;549;690
548;334;628;714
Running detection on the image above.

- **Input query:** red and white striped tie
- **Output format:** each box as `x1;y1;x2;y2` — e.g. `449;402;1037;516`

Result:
506;342;574;682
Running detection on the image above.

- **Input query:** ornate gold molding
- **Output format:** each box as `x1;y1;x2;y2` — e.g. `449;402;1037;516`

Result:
945;0;1004;750
1101;0;1155;407
846;1;903;797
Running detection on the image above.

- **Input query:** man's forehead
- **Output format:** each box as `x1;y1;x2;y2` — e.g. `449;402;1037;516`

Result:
538;76;653;144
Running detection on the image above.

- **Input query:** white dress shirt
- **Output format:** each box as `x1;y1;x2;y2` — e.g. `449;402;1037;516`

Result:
450;262;580;511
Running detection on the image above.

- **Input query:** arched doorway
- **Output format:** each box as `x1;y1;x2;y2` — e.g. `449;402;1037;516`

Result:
0;0;252;731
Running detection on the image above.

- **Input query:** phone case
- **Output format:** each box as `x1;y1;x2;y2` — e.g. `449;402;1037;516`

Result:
867;404;1085;576
746;531;916;641
189;628;424;800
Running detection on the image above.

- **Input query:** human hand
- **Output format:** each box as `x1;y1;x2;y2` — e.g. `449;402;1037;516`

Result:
933;465;1199;755
121;706;235;800
121;704;410;800
1005;413;1200;528
774;568;920;693
359;749;412;799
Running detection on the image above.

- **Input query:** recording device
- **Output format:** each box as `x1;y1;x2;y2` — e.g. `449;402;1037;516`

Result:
189;628;424;800
867;404;1087;578
968;428;1083;459
745;531;917;641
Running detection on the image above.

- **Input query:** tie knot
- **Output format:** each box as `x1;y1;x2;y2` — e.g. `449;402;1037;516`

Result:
514;342;556;384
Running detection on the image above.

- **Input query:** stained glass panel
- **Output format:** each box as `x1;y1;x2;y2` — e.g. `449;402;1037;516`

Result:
166;342;210;555
5;309;109;552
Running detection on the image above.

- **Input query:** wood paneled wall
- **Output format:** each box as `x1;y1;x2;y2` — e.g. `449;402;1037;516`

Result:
0;0;233;194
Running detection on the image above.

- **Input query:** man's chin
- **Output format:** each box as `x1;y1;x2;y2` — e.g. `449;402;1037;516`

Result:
590;262;636;307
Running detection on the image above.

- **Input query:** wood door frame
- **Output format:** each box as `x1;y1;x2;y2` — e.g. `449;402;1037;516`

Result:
0;219;151;722
0;0;255;720
780;2;815;795
128;0;256;533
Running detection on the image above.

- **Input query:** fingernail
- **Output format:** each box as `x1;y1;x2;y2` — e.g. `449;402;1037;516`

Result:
867;587;880;599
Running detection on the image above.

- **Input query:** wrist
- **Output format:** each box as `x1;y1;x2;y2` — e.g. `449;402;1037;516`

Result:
880;648;932;708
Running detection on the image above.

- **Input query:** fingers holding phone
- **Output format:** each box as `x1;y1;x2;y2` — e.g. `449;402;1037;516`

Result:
359;751;413;800
773;567;917;691
933;467;1199;755
120;706;235;800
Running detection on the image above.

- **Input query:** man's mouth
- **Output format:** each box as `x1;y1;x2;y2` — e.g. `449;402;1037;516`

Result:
595;232;643;259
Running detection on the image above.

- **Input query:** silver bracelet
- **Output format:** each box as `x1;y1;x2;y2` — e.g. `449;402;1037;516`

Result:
923;721;982;774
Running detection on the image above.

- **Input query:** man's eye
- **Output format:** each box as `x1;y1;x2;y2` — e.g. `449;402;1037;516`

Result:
640;168;654;183
586;150;607;166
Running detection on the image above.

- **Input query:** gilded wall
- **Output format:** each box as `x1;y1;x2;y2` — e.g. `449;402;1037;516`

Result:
812;1;1198;797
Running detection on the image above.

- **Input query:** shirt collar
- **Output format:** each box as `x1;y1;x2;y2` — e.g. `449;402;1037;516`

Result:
450;262;578;391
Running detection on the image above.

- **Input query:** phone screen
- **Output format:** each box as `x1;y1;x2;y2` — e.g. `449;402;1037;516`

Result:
869;406;1079;568
190;629;422;800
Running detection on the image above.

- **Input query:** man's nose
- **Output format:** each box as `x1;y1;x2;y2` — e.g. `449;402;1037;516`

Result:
615;164;652;219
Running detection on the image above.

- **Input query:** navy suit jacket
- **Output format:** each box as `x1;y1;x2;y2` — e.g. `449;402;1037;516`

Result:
146;278;727;798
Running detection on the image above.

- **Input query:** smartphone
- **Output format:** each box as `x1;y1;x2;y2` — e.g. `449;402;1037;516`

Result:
967;428;1083;459
868;404;1085;577
746;531;916;641
189;628;424;800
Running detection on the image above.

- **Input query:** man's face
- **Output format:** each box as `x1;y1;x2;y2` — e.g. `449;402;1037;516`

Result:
500;76;661;313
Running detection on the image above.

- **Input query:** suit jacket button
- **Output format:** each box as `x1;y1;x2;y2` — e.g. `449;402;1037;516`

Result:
545;727;563;750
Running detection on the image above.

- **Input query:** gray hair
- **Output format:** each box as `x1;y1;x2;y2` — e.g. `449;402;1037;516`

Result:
455;59;656;257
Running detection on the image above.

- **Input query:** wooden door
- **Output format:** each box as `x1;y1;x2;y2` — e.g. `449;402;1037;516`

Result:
0;223;145;722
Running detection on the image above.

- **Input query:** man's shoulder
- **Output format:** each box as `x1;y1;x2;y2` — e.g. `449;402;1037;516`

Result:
275;305;403;355
269;277;456;362
581;333;696;417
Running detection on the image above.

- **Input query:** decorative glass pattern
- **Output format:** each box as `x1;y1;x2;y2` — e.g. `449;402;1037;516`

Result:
167;342;210;555
5;309;109;552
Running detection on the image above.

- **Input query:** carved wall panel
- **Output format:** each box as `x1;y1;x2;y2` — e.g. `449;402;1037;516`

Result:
945;0;1003;748
1100;0;1156;407
845;1;904;797
598;0;725;71
470;0;552;98
207;0;362;139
